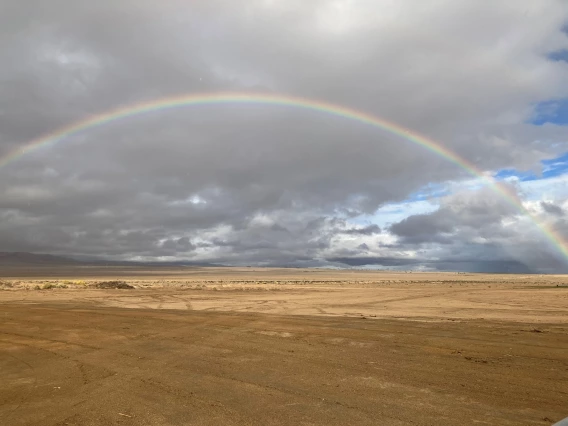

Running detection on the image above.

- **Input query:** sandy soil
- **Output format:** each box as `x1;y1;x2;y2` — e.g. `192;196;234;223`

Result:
1;267;567;425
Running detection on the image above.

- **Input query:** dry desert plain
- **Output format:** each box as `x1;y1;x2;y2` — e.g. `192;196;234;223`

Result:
1;266;568;425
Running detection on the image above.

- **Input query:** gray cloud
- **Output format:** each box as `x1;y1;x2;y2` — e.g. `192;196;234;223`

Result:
541;201;565;216
389;186;519;244
328;256;535;274
1;1;567;272
384;185;568;272
342;224;381;236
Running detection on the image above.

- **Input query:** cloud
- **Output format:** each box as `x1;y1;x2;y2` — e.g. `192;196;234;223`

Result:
540;201;565;216
0;0;567;271
385;184;568;272
327;256;422;267
328;256;536;274
342;224;381;236
389;185;519;242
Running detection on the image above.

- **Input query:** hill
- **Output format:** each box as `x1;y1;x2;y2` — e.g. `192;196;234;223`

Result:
0;252;81;266
0;252;224;268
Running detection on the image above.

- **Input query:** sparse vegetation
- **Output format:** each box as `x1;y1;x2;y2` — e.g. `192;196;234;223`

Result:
92;280;134;289
37;283;69;290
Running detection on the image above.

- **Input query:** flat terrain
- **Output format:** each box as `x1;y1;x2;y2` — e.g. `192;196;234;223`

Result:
1;267;568;425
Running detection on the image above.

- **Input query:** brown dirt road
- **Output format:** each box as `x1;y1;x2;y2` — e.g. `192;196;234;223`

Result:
1;268;568;425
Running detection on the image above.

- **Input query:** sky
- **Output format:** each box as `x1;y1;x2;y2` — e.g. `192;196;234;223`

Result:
1;0;568;272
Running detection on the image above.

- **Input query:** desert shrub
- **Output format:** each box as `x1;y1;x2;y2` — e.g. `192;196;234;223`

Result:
92;281;134;289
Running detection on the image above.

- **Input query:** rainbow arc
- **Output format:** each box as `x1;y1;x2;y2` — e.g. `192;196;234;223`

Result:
1;92;566;264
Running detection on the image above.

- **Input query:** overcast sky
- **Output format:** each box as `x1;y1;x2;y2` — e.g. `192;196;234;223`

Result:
1;0;568;272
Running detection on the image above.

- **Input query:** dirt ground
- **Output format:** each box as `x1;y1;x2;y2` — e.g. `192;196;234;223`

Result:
1;267;568;425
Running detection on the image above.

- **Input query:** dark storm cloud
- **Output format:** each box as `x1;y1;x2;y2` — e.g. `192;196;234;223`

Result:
389;186;519;244
342;224;381;236
327;256;422;267
1;0;567;271
383;185;568;272
328;256;535;273
540;201;564;216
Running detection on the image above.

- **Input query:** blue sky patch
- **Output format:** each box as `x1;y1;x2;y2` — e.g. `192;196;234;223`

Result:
541;151;568;177
405;182;449;202
549;18;568;63
549;49;568;63
494;151;568;182
531;98;568;125
493;168;537;182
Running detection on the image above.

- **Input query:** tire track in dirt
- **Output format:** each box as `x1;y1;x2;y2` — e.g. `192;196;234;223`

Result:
0;347;38;424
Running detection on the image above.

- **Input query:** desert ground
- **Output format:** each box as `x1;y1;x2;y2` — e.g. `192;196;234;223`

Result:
1;267;567;425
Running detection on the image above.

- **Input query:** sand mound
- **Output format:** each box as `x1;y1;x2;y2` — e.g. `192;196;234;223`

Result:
92;281;134;289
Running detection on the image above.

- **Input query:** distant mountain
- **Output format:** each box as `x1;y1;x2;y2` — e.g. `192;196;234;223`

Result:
84;259;227;267
0;252;81;266
0;252;225;268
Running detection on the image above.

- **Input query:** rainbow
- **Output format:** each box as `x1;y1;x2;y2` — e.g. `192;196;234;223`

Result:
2;91;567;264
